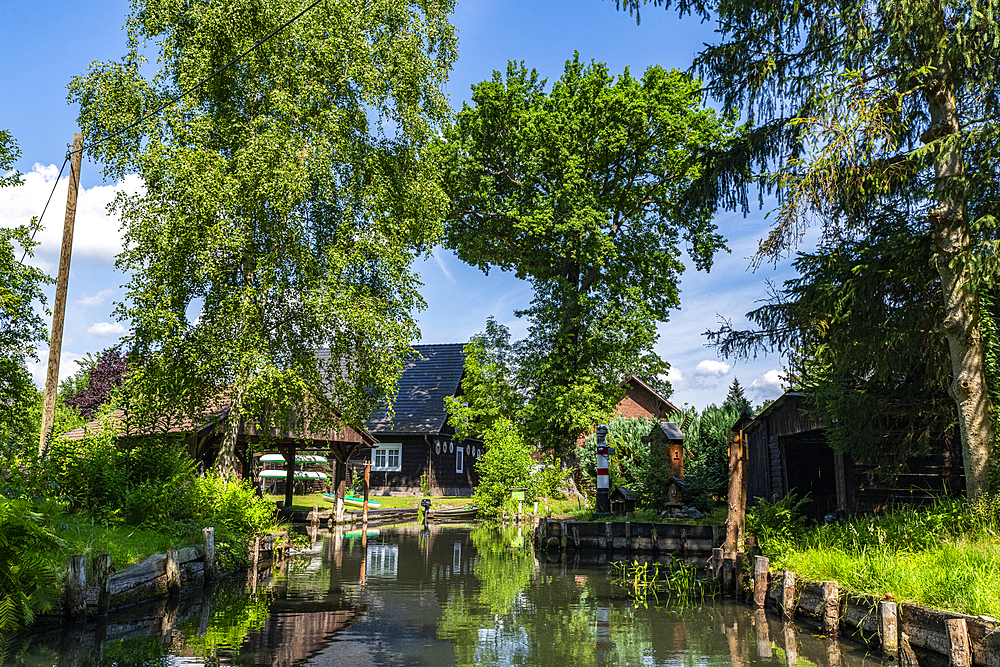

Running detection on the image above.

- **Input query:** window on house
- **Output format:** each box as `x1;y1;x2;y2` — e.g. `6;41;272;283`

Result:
456;446;464;473
373;443;402;471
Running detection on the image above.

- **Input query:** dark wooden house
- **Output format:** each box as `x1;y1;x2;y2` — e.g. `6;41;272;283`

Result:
742;391;964;519
610;487;637;514
349;343;481;496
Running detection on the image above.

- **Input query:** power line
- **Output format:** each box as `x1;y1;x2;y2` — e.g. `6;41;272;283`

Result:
19;154;69;264
80;0;326;154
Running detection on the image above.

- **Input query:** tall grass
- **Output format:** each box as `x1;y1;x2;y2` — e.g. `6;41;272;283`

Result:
750;495;1000;616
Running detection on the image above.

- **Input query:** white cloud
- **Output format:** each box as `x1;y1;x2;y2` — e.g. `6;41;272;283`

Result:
432;247;455;283
77;288;114;307
748;370;785;399
26;349;85;388
666;367;684;384
694;359;731;377
0;164;143;270
87;321;127;337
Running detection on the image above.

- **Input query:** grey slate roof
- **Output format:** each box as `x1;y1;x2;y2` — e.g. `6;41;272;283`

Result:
366;343;466;435
657;421;685;441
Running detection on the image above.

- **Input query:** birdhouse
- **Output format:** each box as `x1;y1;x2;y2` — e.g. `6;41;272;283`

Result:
664;477;686;508
610;487;637;514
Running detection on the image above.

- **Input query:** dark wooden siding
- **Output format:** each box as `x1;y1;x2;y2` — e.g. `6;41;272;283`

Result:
348;435;481;496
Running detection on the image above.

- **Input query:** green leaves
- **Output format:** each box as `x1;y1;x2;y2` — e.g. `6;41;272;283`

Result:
439;55;732;456
68;0;458;461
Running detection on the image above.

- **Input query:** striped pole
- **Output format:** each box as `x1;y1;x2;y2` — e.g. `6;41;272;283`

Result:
595;424;611;516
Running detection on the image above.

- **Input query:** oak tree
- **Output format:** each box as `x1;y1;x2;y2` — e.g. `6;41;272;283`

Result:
438;55;732;457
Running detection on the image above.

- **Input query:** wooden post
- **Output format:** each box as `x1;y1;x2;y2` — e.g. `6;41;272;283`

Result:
712;547;724;580
724;424;746;554
311;505;319;524
66;554;86;622
754;609;772;658
203;527;215;582
822;580;839;636
252;535;261;568
605;522;613;551
283;444;296;510
946;618;971;667
722;553;735;596
880;600;899;661
363;458;370;524
827;638;842;667
334;457;346;524
781;570;796;620
625;522;632;551
166;549;181;596
94;553;111;615
753;555;769;608
833;451;848;514
560;521;568;551
38;134;82;457
736;552;748;601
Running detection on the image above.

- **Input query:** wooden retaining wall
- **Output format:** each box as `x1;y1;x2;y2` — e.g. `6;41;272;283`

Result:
752;558;1000;667
534;518;720;555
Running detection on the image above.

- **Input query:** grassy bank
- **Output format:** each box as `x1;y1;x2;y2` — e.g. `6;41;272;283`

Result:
750;496;1000;617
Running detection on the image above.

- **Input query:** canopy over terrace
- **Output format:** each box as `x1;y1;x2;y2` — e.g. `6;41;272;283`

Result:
61;401;378;509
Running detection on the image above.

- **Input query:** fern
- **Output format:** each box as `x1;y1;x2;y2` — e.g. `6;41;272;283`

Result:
0;498;63;631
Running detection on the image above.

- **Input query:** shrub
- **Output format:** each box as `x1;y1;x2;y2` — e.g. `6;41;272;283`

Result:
0;498;62;632
532;454;567;499
473;418;536;521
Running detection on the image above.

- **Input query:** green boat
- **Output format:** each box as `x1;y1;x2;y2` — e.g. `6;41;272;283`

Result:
322;493;382;509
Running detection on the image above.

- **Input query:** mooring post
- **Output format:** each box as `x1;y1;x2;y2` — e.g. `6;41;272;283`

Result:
722;553;735;596
203;527;215;583
712;547;724;580
781;570;796;620
946;618;971;667
66;555;86;622
880;600;899;660
822;580;840;636
166;549;181;597
94;553;111;615
753;556;769;608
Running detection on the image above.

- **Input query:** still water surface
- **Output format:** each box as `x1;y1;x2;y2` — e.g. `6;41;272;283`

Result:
9;523;886;666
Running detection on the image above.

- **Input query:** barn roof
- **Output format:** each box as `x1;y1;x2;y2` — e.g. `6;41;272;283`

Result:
366;343;466;436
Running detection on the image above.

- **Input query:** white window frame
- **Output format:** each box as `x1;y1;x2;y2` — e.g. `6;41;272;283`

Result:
373;443;402;472
456;445;464;473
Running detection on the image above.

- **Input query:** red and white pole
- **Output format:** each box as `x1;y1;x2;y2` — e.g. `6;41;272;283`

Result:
595;424;611;515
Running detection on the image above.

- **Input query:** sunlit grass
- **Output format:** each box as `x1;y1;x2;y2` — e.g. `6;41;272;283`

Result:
51;513;201;570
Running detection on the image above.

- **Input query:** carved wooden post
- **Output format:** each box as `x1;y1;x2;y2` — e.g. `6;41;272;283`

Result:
166;549;181;597
880;600;898;660
782;570;796;620
754;556;769;608
203;527;215;582
94;553;111;615
946;618;971;667
66;555;86;622
822;580;839;636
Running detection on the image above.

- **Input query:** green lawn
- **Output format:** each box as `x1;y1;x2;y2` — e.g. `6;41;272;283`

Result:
52;514;202;570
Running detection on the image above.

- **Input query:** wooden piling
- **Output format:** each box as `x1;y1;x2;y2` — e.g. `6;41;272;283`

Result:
736;552;748;601
252;535;261;568
66;555;86;622
560;521;568;550
946;618;971;667
722;552;736;596
753;556;769;608
880;600;898;661
822;580;839;636
94;553;111;615
203;527;215;583
311;505;319;524
165;549;181;597
626;522;632;551
712;547;724;581
781;570;796;620
784;623;798;667
605;522;613;551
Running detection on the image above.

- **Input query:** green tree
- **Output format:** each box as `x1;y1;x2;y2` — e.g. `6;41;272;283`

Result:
472;417;536;521
0;131;52;458
438;55;732;458
618;0;1000;497
724;377;750;413
69;0;457;474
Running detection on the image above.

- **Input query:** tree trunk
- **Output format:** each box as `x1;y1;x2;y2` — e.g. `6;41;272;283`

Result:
924;56;994;498
217;386;245;478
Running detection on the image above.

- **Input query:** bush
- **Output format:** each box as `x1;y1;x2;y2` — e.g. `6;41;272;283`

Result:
532;454;567;499
0;498;62;631
473;418;536;521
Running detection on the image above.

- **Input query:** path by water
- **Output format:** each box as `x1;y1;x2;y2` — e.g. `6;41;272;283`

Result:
5;523;887;666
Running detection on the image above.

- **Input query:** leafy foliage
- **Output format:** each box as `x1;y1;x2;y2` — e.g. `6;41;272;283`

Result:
683;403;741;509
0;498;62;632
0;130;52;460
472;418;536;521
69;0;458;474
65;349;129;419
439;55;732;457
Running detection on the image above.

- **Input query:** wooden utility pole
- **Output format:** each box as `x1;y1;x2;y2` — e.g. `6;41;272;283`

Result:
363;458;371;524
39;134;82;457
724;421;746;553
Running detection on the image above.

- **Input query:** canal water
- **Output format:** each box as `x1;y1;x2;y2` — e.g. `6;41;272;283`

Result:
6;524;886;666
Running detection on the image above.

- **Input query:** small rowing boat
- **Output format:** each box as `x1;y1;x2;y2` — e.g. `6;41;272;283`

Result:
260;453;328;463
322;493;382;509
425;506;478;522
259;469;328;480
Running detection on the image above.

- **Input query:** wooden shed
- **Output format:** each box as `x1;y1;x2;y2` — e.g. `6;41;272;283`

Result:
742;392;964;519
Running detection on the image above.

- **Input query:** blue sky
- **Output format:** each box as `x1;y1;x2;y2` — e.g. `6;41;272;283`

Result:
0;0;796;409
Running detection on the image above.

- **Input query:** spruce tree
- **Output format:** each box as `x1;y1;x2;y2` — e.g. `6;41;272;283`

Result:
617;0;1000;497
724;377;750;413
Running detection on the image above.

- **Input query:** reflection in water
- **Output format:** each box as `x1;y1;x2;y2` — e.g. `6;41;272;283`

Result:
5;524;886;667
